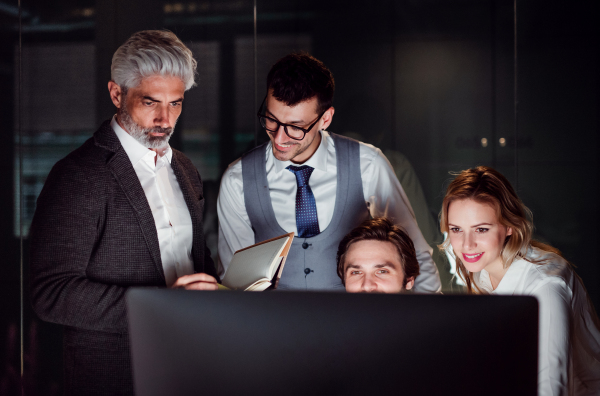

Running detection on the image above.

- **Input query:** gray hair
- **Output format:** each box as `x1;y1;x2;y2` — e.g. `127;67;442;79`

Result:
111;30;197;91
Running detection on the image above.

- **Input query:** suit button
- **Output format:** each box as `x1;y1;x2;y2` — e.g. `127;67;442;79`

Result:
304;268;311;275
302;242;309;249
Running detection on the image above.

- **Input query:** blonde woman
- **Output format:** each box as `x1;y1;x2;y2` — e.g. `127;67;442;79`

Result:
440;166;600;396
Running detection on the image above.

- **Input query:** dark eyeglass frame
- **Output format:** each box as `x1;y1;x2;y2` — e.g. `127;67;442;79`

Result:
256;96;326;141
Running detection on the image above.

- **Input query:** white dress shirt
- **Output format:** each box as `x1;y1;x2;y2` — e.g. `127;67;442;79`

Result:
217;130;441;293
111;117;194;287
475;247;600;396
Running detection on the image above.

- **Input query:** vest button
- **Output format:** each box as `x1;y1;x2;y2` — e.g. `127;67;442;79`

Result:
302;242;309;249
304;268;311;275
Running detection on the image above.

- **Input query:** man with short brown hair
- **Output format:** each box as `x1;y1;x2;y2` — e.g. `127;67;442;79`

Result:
337;217;420;293
217;53;440;292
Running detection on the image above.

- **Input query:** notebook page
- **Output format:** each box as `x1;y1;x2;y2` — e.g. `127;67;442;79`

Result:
221;237;289;290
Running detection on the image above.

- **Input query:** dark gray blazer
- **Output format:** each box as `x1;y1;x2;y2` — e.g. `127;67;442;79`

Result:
29;120;218;396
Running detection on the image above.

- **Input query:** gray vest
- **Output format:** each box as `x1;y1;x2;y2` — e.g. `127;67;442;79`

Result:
242;133;370;291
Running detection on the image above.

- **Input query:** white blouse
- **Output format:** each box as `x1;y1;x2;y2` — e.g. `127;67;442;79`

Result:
475;247;600;396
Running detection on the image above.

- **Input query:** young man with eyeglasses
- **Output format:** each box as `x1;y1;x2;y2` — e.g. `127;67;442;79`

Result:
217;53;441;292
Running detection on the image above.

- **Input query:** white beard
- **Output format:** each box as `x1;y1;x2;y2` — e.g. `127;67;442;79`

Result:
118;105;175;150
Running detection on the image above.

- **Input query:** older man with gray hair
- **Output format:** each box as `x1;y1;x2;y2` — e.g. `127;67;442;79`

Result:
30;30;218;395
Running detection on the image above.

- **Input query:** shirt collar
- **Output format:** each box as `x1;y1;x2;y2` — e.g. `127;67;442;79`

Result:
481;257;529;295
271;130;329;174
111;115;172;165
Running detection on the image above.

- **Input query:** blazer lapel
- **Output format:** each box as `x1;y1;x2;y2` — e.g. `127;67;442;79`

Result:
95;122;166;282
171;153;199;223
170;152;204;272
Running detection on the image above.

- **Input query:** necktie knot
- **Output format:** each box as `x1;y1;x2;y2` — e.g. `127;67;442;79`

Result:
286;165;314;187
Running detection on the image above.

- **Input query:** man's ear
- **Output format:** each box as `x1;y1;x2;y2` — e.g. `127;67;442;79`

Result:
404;277;415;291
319;107;335;131
108;81;124;109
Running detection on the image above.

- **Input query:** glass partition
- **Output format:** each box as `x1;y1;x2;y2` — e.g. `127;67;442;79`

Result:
2;0;598;393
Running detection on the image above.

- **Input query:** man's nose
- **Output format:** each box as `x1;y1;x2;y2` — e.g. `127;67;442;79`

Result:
361;274;377;293
272;124;289;143
155;105;171;128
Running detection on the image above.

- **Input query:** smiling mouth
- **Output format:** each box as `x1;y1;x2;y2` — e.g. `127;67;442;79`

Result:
274;142;297;150
462;252;484;263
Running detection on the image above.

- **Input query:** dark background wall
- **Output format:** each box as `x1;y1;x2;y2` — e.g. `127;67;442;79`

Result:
0;0;597;393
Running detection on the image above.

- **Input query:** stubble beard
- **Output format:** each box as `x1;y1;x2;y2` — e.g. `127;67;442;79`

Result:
118;101;175;150
270;132;316;162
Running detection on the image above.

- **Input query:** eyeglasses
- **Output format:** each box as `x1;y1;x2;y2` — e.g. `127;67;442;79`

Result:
256;96;326;141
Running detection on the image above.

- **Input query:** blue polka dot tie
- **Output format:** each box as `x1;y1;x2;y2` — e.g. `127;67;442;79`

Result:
287;165;320;238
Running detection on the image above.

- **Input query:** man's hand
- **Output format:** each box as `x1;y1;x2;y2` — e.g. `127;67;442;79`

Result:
171;273;219;290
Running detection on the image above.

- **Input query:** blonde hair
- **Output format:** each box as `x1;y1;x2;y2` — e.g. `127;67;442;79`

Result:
439;166;563;293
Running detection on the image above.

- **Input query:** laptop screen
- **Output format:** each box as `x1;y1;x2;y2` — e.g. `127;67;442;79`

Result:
127;290;537;395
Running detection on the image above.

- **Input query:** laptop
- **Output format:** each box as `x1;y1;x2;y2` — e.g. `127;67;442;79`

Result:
127;290;538;395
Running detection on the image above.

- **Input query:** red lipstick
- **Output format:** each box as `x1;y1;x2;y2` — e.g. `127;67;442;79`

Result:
462;252;484;263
